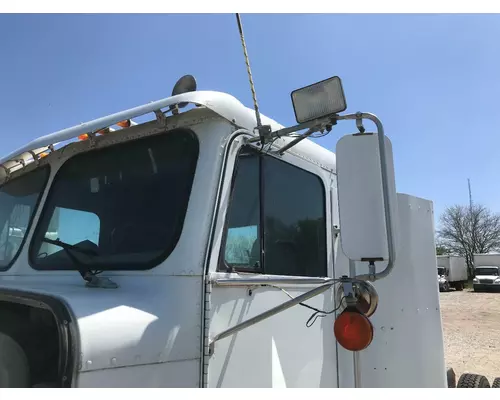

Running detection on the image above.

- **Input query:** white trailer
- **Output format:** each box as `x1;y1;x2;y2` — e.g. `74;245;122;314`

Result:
436;255;467;291
473;254;500;292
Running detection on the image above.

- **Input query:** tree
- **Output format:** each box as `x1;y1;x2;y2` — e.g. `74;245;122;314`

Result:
436;244;450;256
437;204;500;276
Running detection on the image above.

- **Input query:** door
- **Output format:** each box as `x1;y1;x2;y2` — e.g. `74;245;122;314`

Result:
204;138;338;387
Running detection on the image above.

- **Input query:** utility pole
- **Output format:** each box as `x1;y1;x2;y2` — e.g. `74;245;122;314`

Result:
468;178;473;213
468;178;474;275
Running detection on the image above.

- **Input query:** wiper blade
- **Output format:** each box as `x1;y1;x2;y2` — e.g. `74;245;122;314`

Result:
42;238;98;257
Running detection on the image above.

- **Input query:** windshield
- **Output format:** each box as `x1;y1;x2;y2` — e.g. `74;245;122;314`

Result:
0;167;49;269
437;267;445;276
475;267;499;276
30;129;199;271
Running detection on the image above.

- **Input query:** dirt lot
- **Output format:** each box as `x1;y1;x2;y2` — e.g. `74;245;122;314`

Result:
440;288;500;384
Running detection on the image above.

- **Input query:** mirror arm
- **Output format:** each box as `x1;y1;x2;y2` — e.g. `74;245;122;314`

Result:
336;112;396;282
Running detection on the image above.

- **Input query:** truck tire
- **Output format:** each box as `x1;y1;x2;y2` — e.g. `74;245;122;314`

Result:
457;373;490;388
492;378;500;388
455;283;464;291
0;331;30;387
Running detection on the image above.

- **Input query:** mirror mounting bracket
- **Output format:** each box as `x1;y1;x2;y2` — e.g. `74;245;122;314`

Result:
355;112;366;134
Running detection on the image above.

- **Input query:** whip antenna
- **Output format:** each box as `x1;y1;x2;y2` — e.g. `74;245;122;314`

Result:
235;13;268;137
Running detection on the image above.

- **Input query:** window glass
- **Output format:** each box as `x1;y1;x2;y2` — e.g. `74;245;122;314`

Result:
38;207;100;257
263;156;327;277
222;147;327;277
0;167;49;269
31;130;199;270
223;155;260;270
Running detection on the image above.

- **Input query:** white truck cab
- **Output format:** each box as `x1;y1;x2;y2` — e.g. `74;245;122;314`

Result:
473;254;500;292
0;74;495;388
473;266;500;291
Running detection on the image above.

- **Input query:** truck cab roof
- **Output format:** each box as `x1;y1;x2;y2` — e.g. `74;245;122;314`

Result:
0;90;336;184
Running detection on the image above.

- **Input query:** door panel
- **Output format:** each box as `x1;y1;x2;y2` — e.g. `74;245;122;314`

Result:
205;139;338;387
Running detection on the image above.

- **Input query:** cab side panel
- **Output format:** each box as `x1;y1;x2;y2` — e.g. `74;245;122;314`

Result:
353;194;446;387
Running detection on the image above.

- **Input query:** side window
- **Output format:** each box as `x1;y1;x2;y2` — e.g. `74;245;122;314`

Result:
223;154;261;270
221;147;327;277
38;207;100;257
0;204;31;264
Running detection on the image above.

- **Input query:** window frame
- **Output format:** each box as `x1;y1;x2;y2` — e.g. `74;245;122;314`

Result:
0;165;51;272
218;145;328;278
29;128;200;272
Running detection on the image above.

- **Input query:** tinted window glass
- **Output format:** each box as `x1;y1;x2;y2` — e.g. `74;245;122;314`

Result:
31;130;199;270
0;167;49;270
222;148;327;277
39;207;100;257
263;156;326;277
223;155;261;270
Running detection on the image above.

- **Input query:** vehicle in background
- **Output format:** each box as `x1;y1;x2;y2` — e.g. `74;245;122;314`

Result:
436;255;467;291
437;266;450;292
473;254;500;292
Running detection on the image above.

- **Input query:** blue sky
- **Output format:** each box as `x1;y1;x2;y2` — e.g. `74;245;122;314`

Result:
1;13;499;225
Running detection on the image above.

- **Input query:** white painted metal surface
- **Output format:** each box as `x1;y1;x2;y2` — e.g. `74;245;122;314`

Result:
473;253;500;267
336;133;398;262
0;89;446;388
353;194;446;387
331;194;446;387
0;276;202;387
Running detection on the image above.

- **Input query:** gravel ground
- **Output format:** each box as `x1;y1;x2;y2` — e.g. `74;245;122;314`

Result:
440;288;500;385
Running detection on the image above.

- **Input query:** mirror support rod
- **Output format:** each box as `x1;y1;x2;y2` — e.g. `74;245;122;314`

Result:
336;112;396;282
208;280;336;356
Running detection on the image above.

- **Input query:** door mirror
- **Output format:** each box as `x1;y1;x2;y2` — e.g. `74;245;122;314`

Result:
335;133;398;262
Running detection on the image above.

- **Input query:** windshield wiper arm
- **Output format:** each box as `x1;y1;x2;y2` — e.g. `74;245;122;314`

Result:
42;238;98;258
42;237;97;281
41;237;117;289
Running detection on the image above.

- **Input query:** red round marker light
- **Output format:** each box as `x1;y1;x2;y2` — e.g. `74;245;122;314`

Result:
334;308;374;351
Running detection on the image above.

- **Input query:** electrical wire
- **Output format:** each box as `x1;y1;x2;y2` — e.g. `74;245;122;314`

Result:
263;284;347;328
